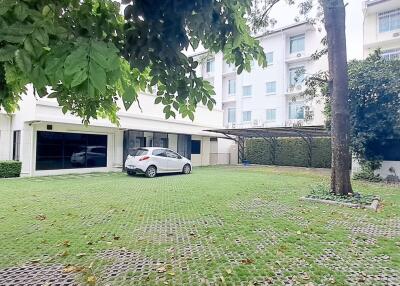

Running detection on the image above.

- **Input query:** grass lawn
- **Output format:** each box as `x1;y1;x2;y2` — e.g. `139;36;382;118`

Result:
0;166;399;286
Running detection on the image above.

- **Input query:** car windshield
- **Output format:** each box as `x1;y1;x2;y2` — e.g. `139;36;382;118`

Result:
130;148;148;156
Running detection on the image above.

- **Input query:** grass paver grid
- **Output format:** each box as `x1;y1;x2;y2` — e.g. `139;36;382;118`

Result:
0;166;399;285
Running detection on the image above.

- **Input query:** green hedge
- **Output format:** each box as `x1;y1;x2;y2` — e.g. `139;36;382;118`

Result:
0;161;22;178
245;137;331;168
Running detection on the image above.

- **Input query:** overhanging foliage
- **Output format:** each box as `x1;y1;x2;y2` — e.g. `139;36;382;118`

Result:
0;0;266;124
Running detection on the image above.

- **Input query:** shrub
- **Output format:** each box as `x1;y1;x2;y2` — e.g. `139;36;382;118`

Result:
307;184;376;206
353;160;382;182
245;137;331;168
0;161;22;178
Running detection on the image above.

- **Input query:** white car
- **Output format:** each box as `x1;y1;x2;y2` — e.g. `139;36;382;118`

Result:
125;147;192;178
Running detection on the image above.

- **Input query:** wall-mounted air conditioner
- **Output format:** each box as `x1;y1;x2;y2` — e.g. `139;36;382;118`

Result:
252;120;261;127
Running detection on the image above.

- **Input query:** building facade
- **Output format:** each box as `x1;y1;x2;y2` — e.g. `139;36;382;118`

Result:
353;0;400;179
0;86;236;176
363;0;400;59
192;22;328;130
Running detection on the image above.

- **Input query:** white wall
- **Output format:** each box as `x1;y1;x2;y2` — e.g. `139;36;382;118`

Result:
194;22;327;129
20;122;120;176
0;113;12;160
363;0;400;57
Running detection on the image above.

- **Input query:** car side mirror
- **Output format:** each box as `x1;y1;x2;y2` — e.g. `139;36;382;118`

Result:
177;155;182;159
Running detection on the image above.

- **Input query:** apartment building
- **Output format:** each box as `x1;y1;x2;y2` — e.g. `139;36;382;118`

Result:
192;22;328;130
0;86;235;176
363;0;400;59
354;0;400;179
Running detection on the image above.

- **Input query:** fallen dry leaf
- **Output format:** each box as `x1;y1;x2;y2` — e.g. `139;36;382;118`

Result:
87;275;96;285
76;253;86;258
156;266;167;273
240;258;254;265
35;214;46;221
63;240;71;247
63;265;85;273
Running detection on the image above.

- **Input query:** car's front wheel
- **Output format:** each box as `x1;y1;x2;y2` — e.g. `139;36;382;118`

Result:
145;165;157;178
182;164;191;174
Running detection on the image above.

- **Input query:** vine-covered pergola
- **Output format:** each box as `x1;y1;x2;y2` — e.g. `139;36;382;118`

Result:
206;126;331;165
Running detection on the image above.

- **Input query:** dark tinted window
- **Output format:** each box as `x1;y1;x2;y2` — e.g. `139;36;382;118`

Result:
152;149;167;157
130;148;148;156
166;150;180;159
36;131;107;170
191;140;201;154
375;139;400;161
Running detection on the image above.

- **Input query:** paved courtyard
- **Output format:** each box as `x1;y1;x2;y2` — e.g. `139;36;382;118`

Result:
0;166;399;285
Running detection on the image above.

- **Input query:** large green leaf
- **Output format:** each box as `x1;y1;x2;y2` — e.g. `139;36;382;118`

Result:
15;49;32;73
64;47;88;75
70;68;87;87
0;45;17;62
89;60;106;93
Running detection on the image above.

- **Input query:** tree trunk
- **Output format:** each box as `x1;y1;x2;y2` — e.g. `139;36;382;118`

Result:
322;0;353;195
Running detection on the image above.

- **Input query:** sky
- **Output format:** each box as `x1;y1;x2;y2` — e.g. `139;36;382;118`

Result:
267;0;364;60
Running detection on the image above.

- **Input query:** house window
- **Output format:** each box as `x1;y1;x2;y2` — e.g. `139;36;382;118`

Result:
289;102;305;120
266;109;277;122
242;111;251;122
227;108;236;123
36;131;107;170
228;79;236;95
289;67;305;87
290;34;305;53
206;58;214;73
266;81;276;94
379;9;400;33
191;140;201;154
266;52;274;65
242;85;252;97
13;130;21;161
382;48;400;60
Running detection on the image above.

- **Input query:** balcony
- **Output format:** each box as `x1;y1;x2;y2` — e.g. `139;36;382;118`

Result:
285;84;305;95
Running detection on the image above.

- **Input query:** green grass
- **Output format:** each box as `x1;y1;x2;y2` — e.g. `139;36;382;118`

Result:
0;166;399;285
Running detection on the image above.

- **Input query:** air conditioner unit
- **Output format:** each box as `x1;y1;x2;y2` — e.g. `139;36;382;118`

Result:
227;123;236;129
252;120;261;127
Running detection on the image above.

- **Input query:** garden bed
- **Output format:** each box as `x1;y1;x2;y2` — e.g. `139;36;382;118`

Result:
302;185;380;211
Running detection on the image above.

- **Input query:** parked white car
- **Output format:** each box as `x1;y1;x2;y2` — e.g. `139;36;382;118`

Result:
125;147;192;178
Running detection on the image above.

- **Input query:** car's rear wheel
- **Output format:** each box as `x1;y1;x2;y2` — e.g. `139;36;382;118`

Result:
182;164;191;174
145;165;157;178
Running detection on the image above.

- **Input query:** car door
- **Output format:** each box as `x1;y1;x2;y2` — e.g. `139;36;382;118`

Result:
165;150;184;172
151;149;169;172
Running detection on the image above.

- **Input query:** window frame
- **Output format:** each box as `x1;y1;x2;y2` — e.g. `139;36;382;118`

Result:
288;101;305;120
242;111;252;122
227;108;236;123
266;52;274;65
266;81;277;95
289;34;305;54
228;79;236;95
378;9;400;33
13;130;21;161
242;85;252;97
289;66;306;87
190;140;201;155
206;58;215;73
265;109;277;122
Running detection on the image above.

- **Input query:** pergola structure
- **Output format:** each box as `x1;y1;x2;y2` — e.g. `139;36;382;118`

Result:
205;126;331;165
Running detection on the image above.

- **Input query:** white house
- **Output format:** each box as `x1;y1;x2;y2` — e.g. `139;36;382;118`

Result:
0;86;236;177
352;0;400;180
192;22;328;130
363;0;400;59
